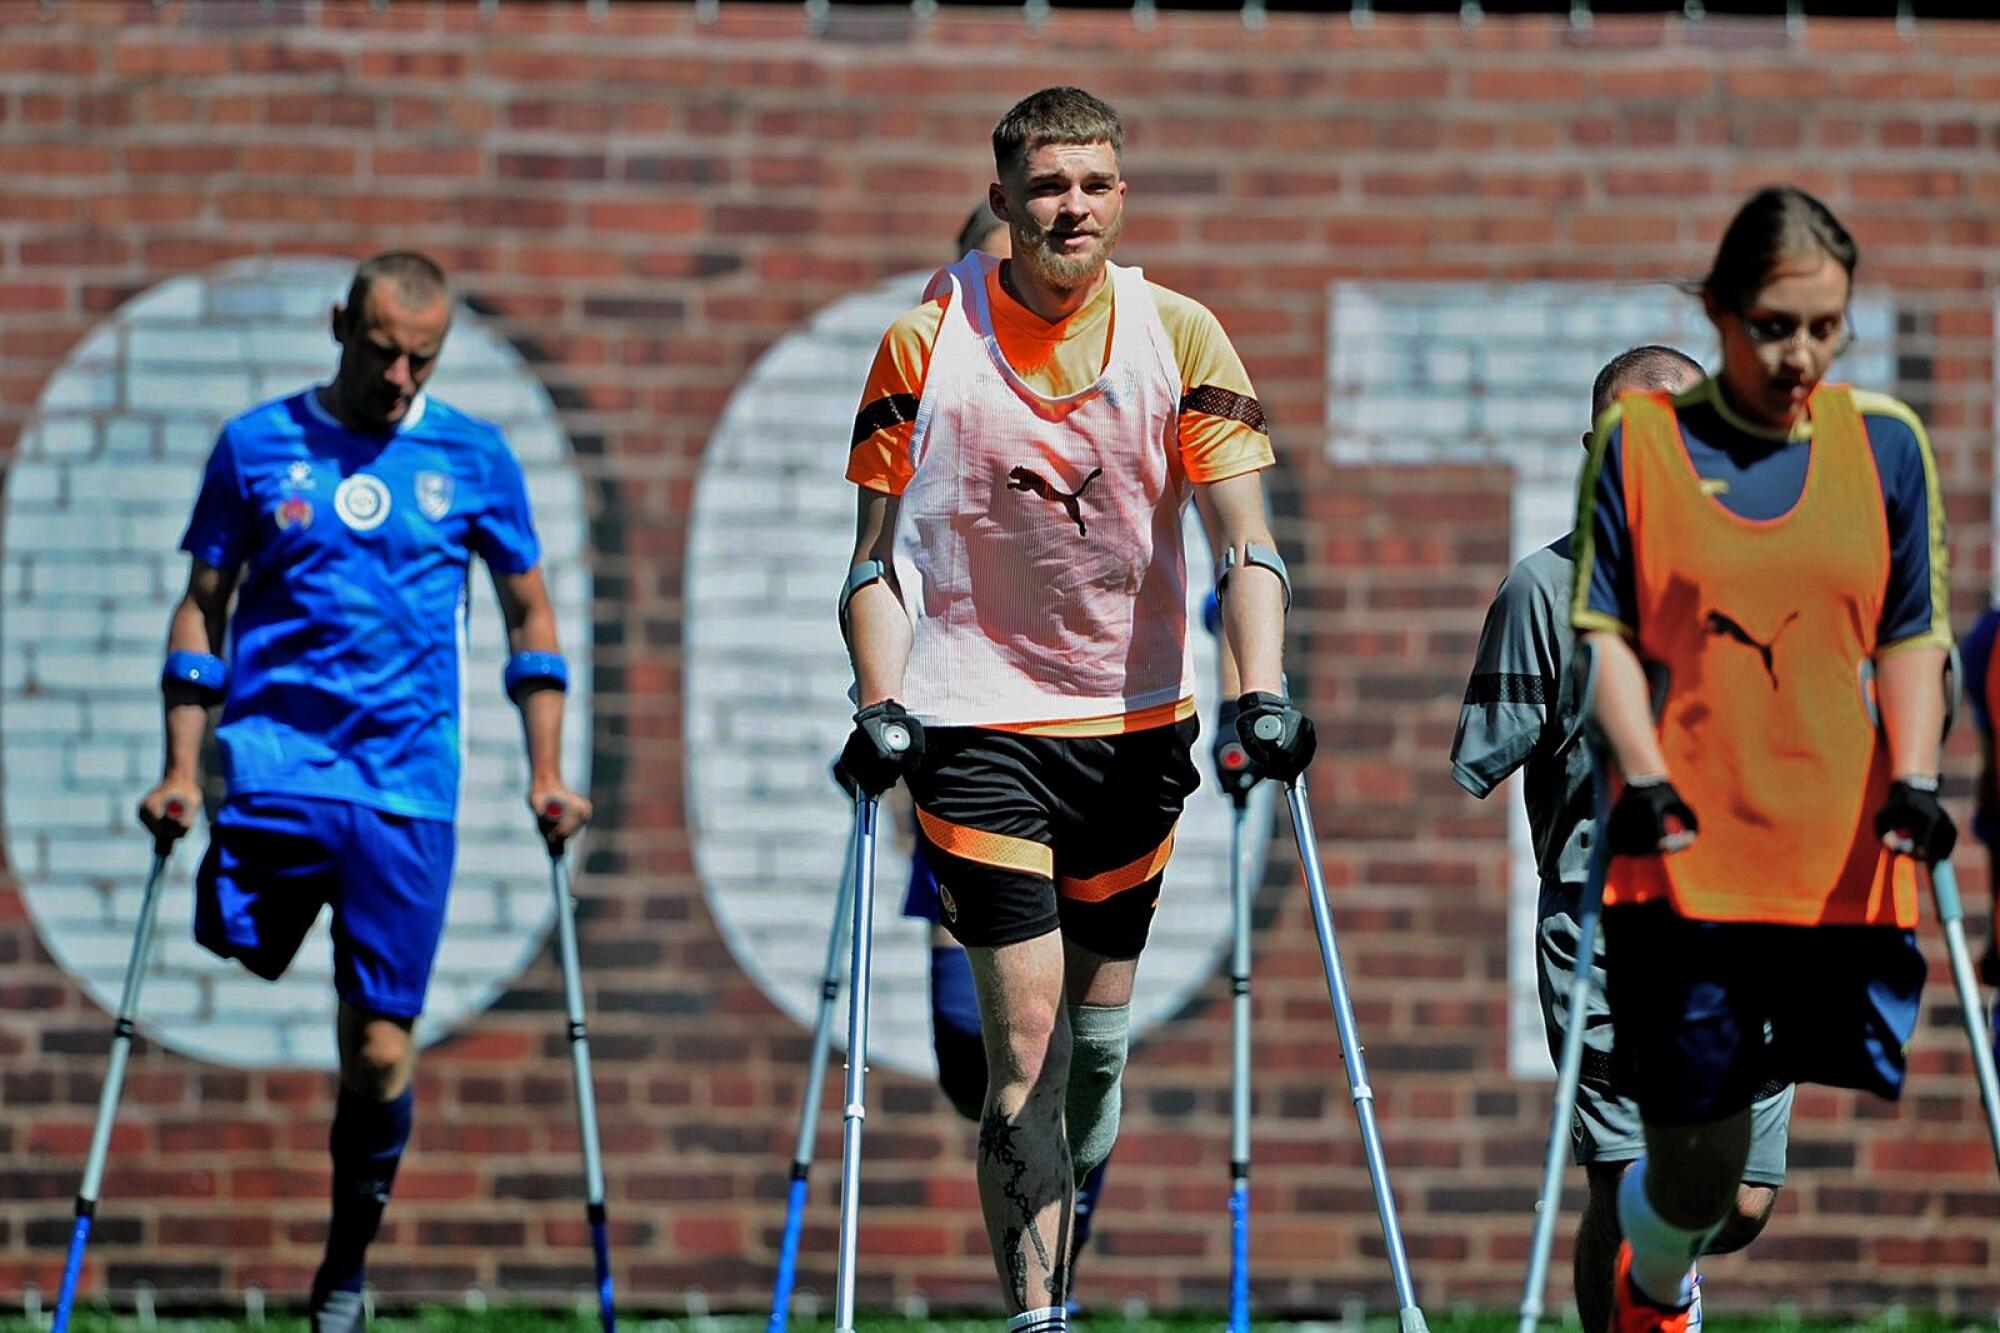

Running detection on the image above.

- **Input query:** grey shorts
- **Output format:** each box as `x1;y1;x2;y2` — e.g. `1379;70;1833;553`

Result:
1537;880;1793;1185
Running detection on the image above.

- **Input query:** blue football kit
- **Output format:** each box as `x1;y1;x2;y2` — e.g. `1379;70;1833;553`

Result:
183;388;541;1017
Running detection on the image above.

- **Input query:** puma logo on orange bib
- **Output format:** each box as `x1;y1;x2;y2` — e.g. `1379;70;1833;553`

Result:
1704;609;1800;689
1008;465;1103;537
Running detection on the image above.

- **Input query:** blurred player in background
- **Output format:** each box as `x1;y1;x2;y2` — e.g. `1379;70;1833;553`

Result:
138;251;591;1333
1452;345;1791;1333
1953;606;2000;986
1573;187;1950;1333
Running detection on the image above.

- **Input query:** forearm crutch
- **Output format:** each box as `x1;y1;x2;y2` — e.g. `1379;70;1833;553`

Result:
1226;789;1255;1333
1517;645;1608;1333
833;792;882;1333
546;819;616;1333
767;818;857;1333
1929;858;2000;1175
53;822;179;1333
1284;776;1430;1333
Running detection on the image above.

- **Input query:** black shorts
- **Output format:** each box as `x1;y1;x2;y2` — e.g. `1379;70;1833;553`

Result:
904;716;1202;956
1602;901;1927;1126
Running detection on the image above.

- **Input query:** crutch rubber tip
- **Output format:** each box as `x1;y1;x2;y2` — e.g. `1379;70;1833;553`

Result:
1400;1309;1431;1333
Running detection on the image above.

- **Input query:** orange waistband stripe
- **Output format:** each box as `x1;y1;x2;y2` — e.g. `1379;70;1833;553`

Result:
987;696;1196;738
1058;826;1178;903
916;806;1054;879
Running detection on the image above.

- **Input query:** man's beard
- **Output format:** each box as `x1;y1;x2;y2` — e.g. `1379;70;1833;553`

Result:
1014;209;1124;293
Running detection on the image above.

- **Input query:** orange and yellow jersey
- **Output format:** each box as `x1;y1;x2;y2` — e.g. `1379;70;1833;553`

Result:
1571;379;1950;928
848;256;1274;736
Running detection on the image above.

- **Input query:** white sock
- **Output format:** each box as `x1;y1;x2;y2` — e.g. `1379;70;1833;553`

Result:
1007;1307;1067;1332
1616;1159;1721;1308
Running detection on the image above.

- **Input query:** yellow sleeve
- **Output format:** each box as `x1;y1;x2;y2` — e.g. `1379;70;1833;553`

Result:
1148;281;1275;484
845;298;947;496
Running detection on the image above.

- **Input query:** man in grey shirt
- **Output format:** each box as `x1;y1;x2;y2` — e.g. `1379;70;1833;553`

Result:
1450;346;1794;1333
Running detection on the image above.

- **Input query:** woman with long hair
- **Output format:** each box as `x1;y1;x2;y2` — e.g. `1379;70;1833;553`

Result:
1571;185;1953;1332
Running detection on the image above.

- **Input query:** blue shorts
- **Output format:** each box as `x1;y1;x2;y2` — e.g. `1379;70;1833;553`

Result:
1603;901;1926;1125
195;794;456;1020
901;842;945;923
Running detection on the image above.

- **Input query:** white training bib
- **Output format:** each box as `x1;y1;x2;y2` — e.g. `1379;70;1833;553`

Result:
894;254;1194;727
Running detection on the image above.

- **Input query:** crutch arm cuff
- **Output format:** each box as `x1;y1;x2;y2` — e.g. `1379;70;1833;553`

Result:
504;651;570;703
162;651;228;702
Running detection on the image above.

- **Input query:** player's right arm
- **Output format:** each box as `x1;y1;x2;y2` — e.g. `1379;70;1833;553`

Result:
140;425;251;846
139;559;239;846
1450;561;1560;799
838;303;940;794
845;488;910;707
1572;415;1695;853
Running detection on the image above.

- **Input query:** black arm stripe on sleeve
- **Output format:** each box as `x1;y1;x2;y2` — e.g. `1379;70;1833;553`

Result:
851;393;921;449
1179;385;1268;435
1464;673;1548;706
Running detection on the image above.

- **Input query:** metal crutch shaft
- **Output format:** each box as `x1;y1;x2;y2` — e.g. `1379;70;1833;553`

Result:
1517;645;1607;1332
1929;859;2000;1175
768;821;857;1333
53;840;175;1333
1285;776;1429;1333
547;829;616;1333
833;792;881;1333
1517;777;1611;1331
1227;795;1254;1333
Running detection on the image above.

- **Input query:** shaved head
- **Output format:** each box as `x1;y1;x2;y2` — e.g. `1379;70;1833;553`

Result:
1591;344;1703;423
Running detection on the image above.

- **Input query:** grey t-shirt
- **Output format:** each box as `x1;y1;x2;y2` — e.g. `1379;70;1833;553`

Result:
1449;535;1594;889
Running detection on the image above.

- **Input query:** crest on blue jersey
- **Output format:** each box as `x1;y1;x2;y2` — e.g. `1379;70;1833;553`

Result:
415;471;453;523
334;473;392;532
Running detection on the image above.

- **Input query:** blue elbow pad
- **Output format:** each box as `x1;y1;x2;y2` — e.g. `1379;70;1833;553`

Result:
161;651;228;703
504;652;570;703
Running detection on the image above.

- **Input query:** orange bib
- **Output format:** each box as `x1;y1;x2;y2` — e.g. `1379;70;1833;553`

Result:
1609;384;1918;927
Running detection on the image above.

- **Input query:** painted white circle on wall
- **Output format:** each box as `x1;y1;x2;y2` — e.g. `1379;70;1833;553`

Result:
685;271;1273;1078
3;257;593;1070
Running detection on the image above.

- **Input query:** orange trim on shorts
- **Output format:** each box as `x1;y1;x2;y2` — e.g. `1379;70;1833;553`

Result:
916;806;1053;879
988;696;1196;738
1058;825;1178;903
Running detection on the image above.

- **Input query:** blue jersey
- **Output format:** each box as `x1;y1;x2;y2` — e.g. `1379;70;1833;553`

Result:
181;389;541;821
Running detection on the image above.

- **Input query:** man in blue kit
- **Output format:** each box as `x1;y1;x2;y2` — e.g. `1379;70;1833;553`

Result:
137;251;591;1332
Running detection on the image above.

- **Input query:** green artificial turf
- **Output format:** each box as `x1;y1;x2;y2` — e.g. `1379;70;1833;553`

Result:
5;1311;1992;1333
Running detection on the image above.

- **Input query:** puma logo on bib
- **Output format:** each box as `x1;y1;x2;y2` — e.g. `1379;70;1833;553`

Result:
1705;609;1800;690
1007;465;1103;538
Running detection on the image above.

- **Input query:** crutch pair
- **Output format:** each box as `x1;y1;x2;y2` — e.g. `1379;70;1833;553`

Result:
1515;645;2000;1331
53;810;617;1333
776;749;1432;1333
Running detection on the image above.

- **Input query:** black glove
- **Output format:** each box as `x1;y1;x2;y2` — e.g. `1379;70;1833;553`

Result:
1606;777;1699;857
1874;776;1956;863
1210;698;1258;803
839;700;925;796
1234;691;1316;784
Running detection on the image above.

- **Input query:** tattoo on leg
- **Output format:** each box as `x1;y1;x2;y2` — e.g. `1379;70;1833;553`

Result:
981;1109;1058;1306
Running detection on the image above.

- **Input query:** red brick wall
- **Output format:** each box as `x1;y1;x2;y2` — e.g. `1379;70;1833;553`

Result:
4;3;1998;1317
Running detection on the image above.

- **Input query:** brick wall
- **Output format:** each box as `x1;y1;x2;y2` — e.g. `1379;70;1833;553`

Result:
3;3;1998;1318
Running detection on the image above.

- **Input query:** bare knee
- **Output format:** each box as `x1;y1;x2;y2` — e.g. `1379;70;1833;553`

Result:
1707;1184;1779;1256
986;997;1068;1107
1640;1112;1754;1227
340;1012;415;1101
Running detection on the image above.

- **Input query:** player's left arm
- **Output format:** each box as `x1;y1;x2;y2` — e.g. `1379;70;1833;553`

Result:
1196;472;1284;698
491;564;591;852
475;440;590;852
1863;397;1954;856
